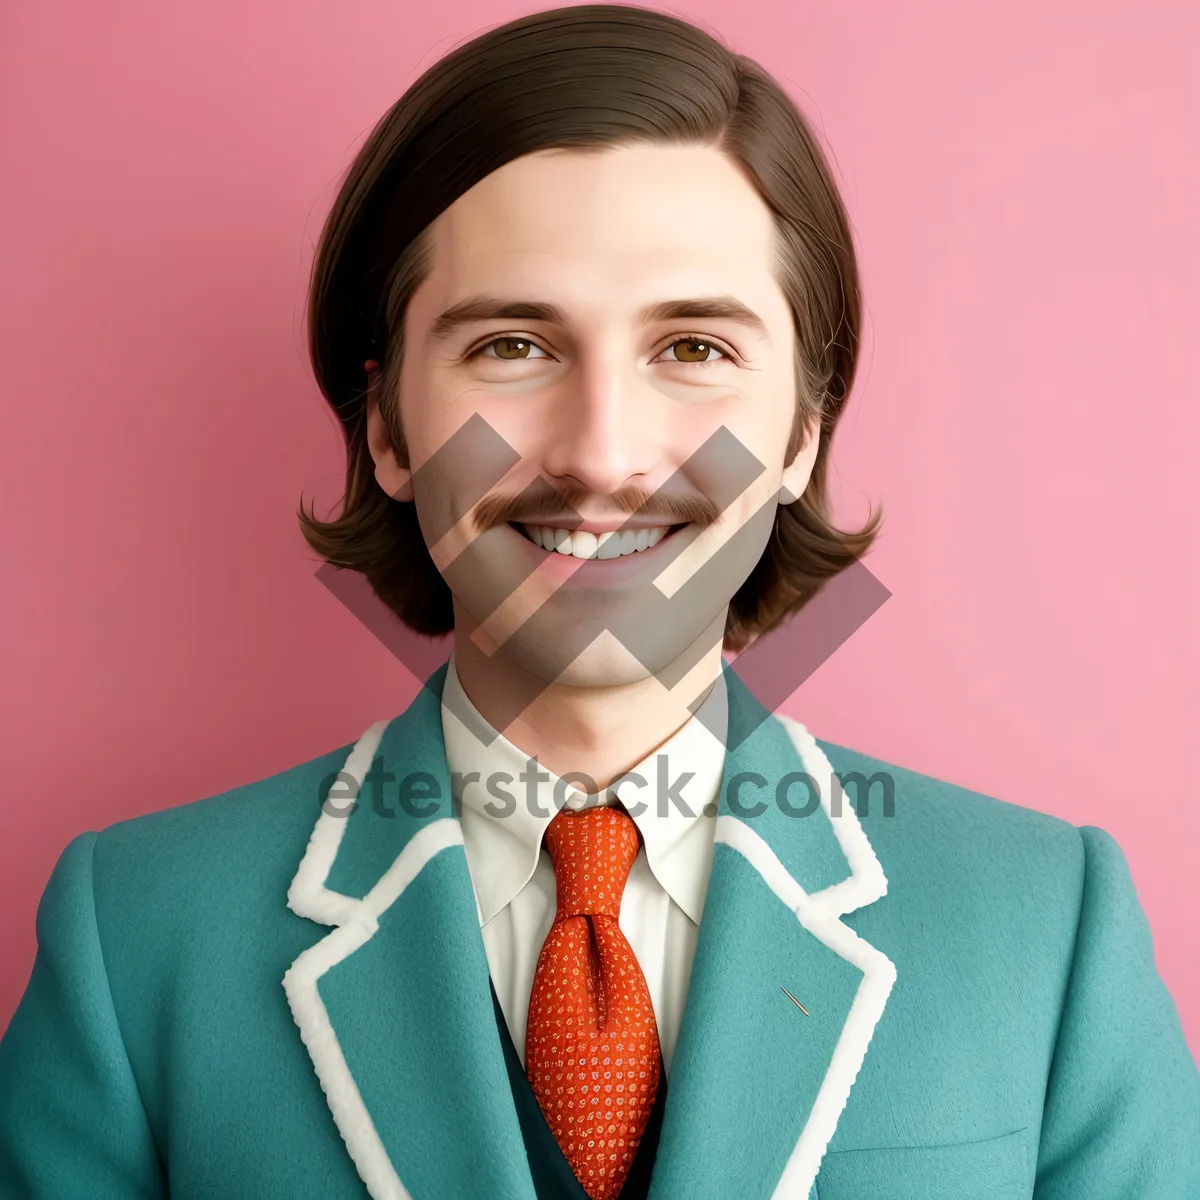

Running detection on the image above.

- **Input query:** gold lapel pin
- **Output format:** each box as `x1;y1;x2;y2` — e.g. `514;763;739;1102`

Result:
780;985;810;1016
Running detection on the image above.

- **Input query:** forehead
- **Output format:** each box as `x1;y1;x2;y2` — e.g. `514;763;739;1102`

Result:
422;142;782;308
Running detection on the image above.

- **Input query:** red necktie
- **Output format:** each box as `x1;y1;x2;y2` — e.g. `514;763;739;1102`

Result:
525;806;662;1200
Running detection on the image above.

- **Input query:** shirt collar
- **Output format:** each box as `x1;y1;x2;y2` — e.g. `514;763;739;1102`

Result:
441;655;727;928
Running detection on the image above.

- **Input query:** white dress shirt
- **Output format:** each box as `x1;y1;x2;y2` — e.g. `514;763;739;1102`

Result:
440;656;728;1076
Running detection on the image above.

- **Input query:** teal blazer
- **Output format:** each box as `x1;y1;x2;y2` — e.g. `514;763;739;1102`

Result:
1;663;1197;1198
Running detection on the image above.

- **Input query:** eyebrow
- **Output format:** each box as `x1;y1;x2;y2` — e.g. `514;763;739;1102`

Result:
427;294;770;343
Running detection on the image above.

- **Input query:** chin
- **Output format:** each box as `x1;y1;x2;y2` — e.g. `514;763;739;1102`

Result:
550;648;658;691
498;624;722;695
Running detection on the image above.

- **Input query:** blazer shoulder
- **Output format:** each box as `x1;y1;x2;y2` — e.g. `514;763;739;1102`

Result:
813;735;1090;890
84;735;359;918
809;737;1111;1012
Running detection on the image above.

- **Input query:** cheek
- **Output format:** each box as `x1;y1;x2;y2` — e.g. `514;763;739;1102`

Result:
401;392;536;529
436;386;557;474
708;398;795;482
395;370;478;468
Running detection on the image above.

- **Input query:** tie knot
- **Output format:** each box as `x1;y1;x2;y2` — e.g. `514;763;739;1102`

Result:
543;806;640;921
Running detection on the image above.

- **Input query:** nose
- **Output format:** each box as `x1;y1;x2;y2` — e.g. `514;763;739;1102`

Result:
538;346;663;499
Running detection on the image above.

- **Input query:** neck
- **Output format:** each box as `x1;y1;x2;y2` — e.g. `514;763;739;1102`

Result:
450;615;728;792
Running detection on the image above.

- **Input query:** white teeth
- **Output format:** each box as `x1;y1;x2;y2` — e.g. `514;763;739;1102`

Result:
570;530;598;559
520;523;674;559
595;531;623;559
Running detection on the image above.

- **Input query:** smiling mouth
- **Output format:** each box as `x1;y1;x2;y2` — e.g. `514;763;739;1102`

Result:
509;521;689;560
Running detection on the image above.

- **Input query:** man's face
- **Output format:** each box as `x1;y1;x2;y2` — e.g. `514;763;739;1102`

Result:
367;141;819;689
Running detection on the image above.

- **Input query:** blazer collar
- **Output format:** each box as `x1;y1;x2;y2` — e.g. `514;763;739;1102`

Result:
283;661;894;1200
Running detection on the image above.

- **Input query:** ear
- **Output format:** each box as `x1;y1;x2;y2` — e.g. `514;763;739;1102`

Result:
363;359;414;503
779;414;821;504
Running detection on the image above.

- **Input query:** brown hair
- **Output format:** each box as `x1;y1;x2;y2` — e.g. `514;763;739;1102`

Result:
299;3;881;651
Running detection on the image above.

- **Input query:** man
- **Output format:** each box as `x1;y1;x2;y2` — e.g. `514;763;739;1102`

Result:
1;5;1196;1198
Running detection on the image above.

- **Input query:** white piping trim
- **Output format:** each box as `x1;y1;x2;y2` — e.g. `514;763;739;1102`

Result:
713;815;896;1200
288;719;390;929
774;713;889;918
284;720;466;1200
284;920;409;1200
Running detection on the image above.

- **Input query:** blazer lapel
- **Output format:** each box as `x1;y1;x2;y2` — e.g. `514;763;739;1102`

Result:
283;666;536;1200
649;666;896;1200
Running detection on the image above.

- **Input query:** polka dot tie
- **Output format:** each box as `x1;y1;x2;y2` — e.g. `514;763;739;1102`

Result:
525;806;662;1200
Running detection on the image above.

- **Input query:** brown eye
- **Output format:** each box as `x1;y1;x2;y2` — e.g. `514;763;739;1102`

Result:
669;338;724;363
489;337;536;359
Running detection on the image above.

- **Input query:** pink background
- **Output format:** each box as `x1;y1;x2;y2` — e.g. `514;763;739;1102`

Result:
1;0;1197;1048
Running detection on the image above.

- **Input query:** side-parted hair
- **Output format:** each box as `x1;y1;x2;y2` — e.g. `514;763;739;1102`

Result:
299;3;881;651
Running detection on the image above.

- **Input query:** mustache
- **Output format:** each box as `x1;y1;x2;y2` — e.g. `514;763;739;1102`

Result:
472;480;719;533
